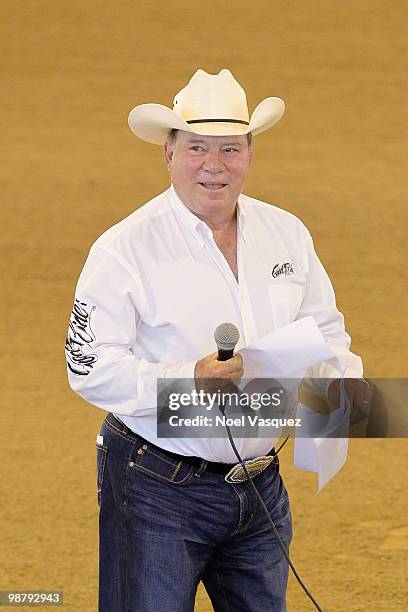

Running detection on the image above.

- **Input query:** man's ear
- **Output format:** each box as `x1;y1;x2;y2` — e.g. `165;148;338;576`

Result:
164;141;173;171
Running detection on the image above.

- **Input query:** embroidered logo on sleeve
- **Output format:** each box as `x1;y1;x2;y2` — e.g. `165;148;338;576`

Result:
271;262;294;278
65;299;98;376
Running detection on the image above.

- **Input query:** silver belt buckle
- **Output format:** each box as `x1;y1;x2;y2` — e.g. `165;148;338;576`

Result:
224;455;276;484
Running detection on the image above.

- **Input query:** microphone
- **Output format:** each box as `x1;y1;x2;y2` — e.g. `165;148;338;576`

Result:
214;323;240;415
214;323;240;361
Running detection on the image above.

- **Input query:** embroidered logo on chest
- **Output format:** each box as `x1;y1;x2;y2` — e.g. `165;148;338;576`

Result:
271;262;294;278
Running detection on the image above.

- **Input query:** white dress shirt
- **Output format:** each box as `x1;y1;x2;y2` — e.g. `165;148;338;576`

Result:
65;185;363;462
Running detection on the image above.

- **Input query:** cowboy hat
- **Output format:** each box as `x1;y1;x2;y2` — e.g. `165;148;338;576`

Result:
128;69;285;145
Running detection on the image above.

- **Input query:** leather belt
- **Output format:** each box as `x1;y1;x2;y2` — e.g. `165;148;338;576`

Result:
109;413;276;476
155;446;276;476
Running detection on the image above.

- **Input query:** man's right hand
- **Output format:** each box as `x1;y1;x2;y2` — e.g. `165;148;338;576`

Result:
194;352;244;396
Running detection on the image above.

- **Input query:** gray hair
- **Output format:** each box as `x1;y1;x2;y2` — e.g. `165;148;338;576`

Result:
166;128;253;151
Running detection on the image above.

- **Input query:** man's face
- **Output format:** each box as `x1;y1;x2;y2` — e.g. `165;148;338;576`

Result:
164;131;252;218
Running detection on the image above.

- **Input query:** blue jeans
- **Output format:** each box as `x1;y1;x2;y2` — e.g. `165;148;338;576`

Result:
97;412;293;612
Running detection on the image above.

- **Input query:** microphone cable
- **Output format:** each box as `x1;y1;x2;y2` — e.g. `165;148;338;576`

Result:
213;321;324;610
219;402;324;612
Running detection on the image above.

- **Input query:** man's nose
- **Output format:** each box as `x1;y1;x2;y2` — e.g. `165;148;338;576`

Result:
202;151;224;172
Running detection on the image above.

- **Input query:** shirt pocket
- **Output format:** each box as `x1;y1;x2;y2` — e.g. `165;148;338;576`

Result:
268;283;304;329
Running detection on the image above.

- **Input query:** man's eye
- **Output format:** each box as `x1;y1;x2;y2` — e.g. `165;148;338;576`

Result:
190;146;204;152
224;148;239;153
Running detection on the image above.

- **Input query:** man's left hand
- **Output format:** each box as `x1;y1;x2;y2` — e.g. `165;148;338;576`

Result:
327;378;372;425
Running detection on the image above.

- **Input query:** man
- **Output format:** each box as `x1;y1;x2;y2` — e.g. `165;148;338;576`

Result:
65;69;370;611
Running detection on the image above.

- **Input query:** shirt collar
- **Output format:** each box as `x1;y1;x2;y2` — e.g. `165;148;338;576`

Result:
169;184;247;245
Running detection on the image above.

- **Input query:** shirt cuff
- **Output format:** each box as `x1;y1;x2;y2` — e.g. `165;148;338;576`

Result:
323;375;369;399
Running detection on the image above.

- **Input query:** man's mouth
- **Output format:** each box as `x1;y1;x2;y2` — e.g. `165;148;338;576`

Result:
199;182;226;190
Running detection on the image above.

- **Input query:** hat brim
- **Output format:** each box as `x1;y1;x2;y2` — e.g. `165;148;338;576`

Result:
128;98;285;145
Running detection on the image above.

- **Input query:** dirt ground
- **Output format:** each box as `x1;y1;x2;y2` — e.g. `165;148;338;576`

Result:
1;1;407;610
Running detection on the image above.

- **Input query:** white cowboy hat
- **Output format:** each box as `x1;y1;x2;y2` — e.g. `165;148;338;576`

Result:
128;68;285;145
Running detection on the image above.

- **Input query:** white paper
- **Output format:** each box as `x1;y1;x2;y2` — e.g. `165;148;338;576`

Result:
237;316;350;490
239;316;335;378
294;385;350;492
